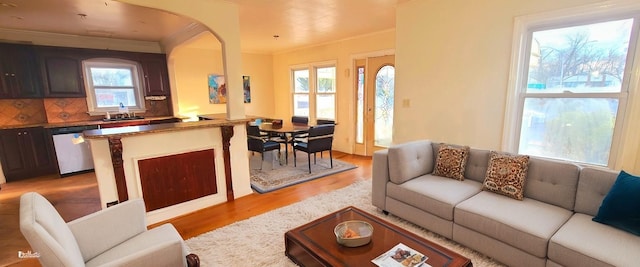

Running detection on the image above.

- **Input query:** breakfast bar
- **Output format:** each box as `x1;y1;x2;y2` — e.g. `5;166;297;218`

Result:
83;118;253;224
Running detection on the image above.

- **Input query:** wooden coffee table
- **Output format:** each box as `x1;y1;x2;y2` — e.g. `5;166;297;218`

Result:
285;206;472;267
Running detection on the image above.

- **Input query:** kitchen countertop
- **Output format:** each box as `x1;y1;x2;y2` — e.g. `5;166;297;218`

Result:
0;116;183;130
83;115;250;139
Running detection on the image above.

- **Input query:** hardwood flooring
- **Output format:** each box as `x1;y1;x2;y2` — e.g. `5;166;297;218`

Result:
0;151;371;266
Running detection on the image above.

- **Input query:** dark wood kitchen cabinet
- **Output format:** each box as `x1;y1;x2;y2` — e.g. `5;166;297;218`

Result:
0;43;43;99
139;53;171;96
0;127;57;182
37;47;86;98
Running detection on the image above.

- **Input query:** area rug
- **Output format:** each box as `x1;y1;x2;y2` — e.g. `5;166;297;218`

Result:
248;152;357;193
186;181;506;266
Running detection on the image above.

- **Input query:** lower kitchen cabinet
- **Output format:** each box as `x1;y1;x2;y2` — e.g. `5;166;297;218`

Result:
0;127;57;182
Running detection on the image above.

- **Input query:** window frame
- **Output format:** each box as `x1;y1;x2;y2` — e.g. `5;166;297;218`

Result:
503;1;640;168
290;60;337;121
83;58;146;115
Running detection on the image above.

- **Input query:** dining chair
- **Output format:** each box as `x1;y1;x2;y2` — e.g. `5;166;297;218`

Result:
291;116;309;125
316;119;335;125
290;116;310;143
292;124;335;173
247;125;281;168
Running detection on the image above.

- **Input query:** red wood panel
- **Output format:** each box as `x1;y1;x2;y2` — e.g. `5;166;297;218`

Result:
138;149;217;211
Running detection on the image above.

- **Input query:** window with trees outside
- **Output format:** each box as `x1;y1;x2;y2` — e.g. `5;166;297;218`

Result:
291;63;336;121
83;59;145;115
508;8;639;167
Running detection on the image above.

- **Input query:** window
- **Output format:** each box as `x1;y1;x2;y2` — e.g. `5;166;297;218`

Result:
83;59;145;115
291;62;337;121
506;4;640;167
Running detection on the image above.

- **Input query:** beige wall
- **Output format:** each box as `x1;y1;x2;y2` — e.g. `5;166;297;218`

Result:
394;0;640;172
169;33;275;120
272;30;396;153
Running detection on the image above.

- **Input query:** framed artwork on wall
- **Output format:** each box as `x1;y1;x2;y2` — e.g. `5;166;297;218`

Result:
208;74;226;104
243;76;251;103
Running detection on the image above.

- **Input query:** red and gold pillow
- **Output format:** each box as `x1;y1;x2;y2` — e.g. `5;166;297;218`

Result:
483;151;530;200
432;144;470;181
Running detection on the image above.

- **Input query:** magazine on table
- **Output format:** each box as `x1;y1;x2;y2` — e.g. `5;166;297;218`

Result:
371;243;431;267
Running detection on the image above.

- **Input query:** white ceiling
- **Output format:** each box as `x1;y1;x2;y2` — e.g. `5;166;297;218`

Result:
0;0;405;53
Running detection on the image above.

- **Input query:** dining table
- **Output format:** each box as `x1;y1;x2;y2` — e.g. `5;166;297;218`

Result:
257;122;313;165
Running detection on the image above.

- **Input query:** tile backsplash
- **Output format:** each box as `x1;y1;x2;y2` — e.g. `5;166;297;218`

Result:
44;98;93;123
0;97;172;126
0;99;47;126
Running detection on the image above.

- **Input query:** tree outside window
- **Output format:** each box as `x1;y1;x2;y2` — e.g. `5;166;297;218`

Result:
518;18;634;166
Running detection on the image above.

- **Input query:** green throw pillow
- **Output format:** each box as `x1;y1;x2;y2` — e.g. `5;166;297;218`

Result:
592;170;640;236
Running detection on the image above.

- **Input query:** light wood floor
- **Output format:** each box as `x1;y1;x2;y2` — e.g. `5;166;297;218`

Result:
1;151;372;267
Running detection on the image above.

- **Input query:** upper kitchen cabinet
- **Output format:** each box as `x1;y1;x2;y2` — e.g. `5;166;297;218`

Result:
0;43;43;99
37;46;86;98
139;53;171;96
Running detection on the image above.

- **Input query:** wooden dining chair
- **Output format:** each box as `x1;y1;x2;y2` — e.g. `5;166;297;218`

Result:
292;124;334;173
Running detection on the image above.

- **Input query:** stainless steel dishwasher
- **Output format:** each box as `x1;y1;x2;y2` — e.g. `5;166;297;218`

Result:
50;125;99;177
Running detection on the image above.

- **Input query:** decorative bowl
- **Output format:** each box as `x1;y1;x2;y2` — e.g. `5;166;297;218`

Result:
334;220;373;247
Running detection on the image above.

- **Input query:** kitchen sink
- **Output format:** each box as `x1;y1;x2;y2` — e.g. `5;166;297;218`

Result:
102;116;145;122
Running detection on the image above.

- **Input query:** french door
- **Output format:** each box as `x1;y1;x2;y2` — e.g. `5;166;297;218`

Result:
354;55;395;156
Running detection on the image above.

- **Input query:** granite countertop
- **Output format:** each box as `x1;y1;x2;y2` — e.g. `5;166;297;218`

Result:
0;116;183;130
83;116;251;139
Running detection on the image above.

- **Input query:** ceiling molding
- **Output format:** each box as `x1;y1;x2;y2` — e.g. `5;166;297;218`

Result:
161;22;212;53
0;28;163;53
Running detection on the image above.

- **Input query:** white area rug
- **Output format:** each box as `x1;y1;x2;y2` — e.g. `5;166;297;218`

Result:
186;181;505;266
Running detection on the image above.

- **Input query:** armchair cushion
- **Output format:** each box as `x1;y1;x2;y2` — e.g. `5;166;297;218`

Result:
85;224;186;267
68;199;148;261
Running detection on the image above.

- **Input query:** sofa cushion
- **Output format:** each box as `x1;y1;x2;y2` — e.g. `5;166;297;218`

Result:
454;191;572;258
524;157;580;210
574;167;618;216
388;140;434;184
463;148;491;183
549;213;640;267
592;170;640;236
387;174;482;220
433;144;469;181
482;151;530;200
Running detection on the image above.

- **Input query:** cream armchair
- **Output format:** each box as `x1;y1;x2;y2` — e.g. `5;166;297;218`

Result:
20;192;199;267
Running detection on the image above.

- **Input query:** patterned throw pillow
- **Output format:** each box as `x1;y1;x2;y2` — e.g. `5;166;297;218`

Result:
483;151;530;200
432;144;470;181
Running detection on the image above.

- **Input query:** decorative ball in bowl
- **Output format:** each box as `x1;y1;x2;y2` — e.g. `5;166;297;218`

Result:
334;220;373;247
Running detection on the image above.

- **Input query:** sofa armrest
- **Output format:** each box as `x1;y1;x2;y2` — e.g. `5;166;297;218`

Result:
387;140;434;184
372;149;390;210
68;198;147;262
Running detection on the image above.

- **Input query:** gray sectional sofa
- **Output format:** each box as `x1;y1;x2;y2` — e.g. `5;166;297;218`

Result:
372;140;640;267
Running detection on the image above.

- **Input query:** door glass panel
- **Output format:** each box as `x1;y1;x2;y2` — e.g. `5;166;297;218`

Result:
356;67;365;144
375;65;394;147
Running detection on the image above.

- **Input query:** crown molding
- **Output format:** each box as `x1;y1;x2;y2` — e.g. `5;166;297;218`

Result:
0;28;163;53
